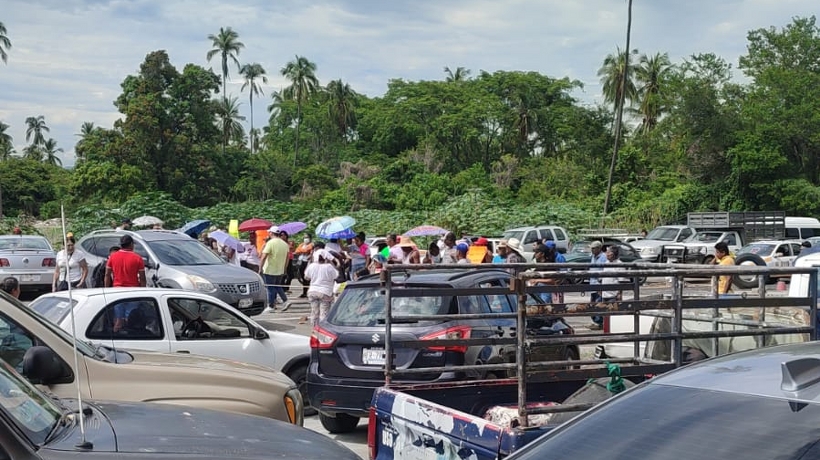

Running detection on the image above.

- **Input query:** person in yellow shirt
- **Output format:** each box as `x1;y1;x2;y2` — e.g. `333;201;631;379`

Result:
259;226;291;312
714;242;734;295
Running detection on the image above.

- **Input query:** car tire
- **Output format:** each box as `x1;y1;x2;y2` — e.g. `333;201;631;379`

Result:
702;255;715;265
733;254;768;289
564;347;580;370
286;363;316;416
319;412;360;434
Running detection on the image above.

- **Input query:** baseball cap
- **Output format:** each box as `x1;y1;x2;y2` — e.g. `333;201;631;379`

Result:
475;237;488;246
456;243;469;253
590;241;603;249
268;225;280;234
545;240;556;249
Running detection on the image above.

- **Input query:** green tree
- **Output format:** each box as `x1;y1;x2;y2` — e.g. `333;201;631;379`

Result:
42;138;63;166
444;66;471;82
25;115;48;147
21;144;42;162
216;96;246;147
206;26;244;100
0;121;12;159
633;52;673;133
0;21;10;64
598;47;638;118
281;55;319;167
326;79;358;139
239;62;267;154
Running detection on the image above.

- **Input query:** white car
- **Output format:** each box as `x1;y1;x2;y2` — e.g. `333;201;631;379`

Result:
732;240;803;289
28;288;312;409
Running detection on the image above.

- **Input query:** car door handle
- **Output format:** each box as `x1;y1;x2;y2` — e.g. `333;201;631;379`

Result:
176;350;190;354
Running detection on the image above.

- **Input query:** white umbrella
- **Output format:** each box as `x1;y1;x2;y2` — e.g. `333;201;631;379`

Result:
132;215;164;227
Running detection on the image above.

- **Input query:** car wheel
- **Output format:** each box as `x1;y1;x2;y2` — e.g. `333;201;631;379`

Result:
319;412;360;434
564;347;580;370
702;255;715;265
286;363;316;416
733;254;768;289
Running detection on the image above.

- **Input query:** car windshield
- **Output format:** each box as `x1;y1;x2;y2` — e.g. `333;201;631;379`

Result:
738;243;776;256
29;296;77;325
0;359;61;446
0;236;52;251
644;227;679;241
328;286;450;327
502;231;525;242
148;239;224;266
569;242;592;254
689;232;722;243
513;384;820;460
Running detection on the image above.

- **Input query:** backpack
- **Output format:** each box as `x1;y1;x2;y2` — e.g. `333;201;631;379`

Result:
91;259;107;288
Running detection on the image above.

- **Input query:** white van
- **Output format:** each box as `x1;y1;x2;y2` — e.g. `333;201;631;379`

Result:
785;216;820;240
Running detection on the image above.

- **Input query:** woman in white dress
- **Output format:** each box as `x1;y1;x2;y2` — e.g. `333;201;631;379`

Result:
52;236;88;291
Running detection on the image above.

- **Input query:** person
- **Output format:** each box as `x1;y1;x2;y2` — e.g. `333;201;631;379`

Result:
91;246;119;288
1;277;20;298
530;244;558;303
325;238;343;254
259;226;291;312
588;240;608;330
302;249;339;326
423;242;442;264
467;237;492;264
280;231;295;292
12;227;21;235
385;233;404;264
294;235;314;298
349;232;370;279
504;238;526;264
714;241;734;296
455;243;471;264
53;236;88;291
116;218;132;231
601;245;625;302
240;232;261;272
105;235;146;288
399;237;421;264
440;232;458;264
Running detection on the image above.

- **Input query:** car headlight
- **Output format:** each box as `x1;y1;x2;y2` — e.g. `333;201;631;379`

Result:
641;247;657;255
187;275;216;292
692;246;706;255
284;387;304;426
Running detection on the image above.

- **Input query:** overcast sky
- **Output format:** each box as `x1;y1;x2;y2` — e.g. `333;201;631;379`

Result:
0;0;816;167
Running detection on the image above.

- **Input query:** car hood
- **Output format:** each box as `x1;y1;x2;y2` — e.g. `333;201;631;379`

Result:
167;263;262;283
630;239;669;249
124;350;294;385
53;400;359;458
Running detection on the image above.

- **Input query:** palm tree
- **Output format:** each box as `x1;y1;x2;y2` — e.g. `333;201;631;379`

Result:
326;79;358;139
206;27;244;101
0;121;12;155
598;47;638;117
0;142;12;160
633;52;673;133
280;55;319;167
239;63;267;154
21;144;42;162
444;66;471;82
77;121;96;138
0;21;11;65
267;90;285;119
42;138;63;166
25;115;49;147
216;96;246;148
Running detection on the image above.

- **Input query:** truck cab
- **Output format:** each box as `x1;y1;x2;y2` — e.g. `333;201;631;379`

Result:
630;225;695;262
681;230;743;264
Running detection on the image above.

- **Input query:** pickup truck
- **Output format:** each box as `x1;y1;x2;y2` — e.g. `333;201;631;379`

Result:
367;263;818;460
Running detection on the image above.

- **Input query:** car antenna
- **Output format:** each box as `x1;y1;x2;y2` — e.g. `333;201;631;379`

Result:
60;205;92;450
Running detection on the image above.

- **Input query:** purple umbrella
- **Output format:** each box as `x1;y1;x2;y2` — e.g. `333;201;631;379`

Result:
208;230;245;253
403;225;449;237
278;221;307;236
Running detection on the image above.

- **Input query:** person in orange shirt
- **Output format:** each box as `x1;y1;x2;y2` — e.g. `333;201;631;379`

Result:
294;235;314;298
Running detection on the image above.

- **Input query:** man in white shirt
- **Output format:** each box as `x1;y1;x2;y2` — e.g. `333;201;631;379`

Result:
601;245;624;301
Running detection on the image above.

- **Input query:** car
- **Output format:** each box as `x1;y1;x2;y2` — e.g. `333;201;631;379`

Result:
563;239;645;284
0;234;56;295
732;240;803;289
502;226;570;261
508;341;820;460
0;290;304;425
307;268;578;434
630;224;697;262
0;357;360;460
28;287;313;414
78;229;267;316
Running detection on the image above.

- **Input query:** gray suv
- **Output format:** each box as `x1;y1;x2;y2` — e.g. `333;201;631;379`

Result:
78;230;266;316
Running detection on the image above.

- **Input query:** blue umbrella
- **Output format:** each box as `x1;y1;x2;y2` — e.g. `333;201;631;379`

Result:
320;228;357;240
178;219;211;237
315;216;356;238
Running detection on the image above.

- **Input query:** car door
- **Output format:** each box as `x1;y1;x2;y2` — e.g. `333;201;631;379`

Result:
772;243;794;267
165;295;275;368
83;297;169;353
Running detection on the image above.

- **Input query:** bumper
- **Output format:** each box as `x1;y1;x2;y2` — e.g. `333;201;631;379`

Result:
307;374;381;418
0;269;53;291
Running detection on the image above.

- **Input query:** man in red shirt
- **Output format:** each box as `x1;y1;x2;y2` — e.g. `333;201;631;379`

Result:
104;235;146;288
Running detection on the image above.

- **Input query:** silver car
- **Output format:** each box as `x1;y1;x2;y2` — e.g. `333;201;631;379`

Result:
78;230;267;316
0;234;56;294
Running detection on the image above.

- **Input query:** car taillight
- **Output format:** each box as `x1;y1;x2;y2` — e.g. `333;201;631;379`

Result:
420;326;471;353
42;258;56;267
603;316;610;334
368;406;377;460
310;326;338;349
0;259;8;267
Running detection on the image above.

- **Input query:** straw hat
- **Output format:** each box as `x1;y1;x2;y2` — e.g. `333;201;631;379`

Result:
505;238;524;255
399;236;416;248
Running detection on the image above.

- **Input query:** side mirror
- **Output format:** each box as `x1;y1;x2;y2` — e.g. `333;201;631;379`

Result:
252;326;269;340
22;346;73;385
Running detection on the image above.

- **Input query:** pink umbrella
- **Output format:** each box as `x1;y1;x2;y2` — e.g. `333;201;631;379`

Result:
403;225;449;237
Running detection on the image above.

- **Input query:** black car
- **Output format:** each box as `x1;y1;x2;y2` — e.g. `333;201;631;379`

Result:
508;341;820;460
307;268;578;434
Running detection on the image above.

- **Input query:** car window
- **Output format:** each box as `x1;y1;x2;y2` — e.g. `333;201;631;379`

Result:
0;360;61;446
167;297;250;339
0;236;52;251
29;296;76;325
775;244;790;256
724;234;738;246
80;236;121;258
523;231;540;245
513;384;820;460
86;298;163;340
132;241;150;260
786;228;801;239
147;239;224;266
460;296;489;314
678;228;694;241
540;229;555;242
502;231;525;242
328;287;451;327
554;228;567;241
0;311;37;372
791;243;803;256
479;280;513;313
801;228;817;238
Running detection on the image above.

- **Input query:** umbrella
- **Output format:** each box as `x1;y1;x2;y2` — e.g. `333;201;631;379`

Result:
279;221;308;236
315;216;356;238
238;218;274;232
320;228;357;240
178;219;211;237
132;215;164;227
208;230;245;253
403;225;449;237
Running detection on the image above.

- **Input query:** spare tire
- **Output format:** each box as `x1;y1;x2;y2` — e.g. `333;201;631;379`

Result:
733;254;768;289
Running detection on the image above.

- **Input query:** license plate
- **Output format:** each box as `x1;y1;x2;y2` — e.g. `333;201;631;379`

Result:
19;274;40;282
362;347;385;366
238;298;253;308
